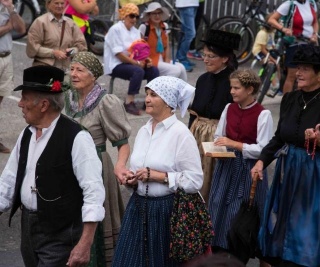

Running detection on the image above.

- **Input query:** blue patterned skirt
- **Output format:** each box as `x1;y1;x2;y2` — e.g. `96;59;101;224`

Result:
208;150;268;249
112;192;179;267
259;145;320;266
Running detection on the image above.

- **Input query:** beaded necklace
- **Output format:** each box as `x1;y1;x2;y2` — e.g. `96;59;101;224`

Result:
304;136;317;160
135;167;150;266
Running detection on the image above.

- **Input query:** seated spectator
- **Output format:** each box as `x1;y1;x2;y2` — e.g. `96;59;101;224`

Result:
104;3;159;116
26;0;87;72
139;2;187;81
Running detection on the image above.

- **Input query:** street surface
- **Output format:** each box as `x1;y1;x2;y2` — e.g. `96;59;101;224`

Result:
0;38;282;267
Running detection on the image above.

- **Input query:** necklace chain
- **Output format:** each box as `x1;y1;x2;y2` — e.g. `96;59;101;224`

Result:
302;91;320;110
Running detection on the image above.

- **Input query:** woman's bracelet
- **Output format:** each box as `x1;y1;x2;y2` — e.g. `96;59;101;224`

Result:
136;60;140;65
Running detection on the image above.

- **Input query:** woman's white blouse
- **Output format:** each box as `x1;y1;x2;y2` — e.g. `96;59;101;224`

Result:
103;21;141;74
130;114;203;197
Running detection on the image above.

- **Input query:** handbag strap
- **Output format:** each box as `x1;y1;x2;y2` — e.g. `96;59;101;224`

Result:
59;20;66;48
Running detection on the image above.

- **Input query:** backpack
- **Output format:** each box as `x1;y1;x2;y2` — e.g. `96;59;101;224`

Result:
141;22;167;41
281;0;316;29
127;39;151;61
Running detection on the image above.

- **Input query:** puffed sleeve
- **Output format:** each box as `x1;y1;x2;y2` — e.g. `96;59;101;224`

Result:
172;132;203;194
242;110;274;159
98;94;131;147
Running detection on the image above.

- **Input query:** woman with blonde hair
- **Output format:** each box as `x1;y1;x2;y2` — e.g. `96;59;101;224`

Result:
26;0;87;72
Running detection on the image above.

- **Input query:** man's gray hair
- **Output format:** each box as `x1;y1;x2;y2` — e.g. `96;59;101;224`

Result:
34;92;65;112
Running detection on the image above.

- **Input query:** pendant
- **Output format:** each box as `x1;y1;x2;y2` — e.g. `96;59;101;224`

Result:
30;186;38;193
303;104;306;110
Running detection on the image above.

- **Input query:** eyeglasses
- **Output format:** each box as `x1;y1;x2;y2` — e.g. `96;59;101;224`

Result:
128;14;139;19
150;11;163;16
201;53;220;59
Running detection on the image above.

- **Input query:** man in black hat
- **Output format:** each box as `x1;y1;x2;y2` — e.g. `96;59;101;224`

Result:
0;66;105;267
0;0;25;153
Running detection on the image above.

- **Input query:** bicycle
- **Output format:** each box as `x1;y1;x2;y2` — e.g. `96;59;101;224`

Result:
252;35;287;104
211;0;267;65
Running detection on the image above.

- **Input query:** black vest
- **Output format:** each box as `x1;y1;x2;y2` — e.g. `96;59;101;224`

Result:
9;115;84;233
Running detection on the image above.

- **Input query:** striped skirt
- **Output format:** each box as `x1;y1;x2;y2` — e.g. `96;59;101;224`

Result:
112;192;179;267
208;150;268;250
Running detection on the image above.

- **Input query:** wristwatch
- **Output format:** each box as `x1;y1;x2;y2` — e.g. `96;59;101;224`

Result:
163;173;168;184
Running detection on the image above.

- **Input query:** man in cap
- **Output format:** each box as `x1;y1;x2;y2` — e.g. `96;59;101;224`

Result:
0;0;25;153
0;66;105;267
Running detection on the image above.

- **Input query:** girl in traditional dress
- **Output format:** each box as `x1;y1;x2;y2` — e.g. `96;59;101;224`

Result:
208;69;273;267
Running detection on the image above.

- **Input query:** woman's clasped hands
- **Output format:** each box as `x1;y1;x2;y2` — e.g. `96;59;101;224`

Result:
305;123;320;145
123;167;150;186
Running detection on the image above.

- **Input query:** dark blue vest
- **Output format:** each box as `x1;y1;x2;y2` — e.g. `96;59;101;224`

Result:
9;115;84;233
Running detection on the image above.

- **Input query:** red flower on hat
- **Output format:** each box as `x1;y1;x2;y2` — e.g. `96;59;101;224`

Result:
51;81;61;92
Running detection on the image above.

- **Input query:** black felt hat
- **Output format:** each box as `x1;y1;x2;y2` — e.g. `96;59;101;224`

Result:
291;44;320;65
201;29;241;51
14;66;67;93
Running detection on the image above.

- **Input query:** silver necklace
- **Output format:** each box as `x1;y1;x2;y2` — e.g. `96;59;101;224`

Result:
301;91;320;109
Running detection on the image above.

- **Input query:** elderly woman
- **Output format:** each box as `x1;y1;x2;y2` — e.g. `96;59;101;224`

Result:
188;29;240;203
64;52;131;267
26;0;87;71
112;76;203;267
104;3;159;116
252;44;320;267
139;2;187;81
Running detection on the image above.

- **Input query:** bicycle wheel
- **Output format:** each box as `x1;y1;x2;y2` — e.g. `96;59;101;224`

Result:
217;19;255;65
88;19;109;56
210;16;239;29
12;0;36;40
257;63;276;104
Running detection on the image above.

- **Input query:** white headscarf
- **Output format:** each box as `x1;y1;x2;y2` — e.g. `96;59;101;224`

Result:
145;76;195;117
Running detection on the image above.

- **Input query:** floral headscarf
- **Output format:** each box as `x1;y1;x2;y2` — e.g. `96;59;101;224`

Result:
71;52;104;80
145;76;195;118
119;3;139;20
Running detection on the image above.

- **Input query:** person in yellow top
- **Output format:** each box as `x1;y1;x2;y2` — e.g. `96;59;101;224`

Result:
252;15;280;97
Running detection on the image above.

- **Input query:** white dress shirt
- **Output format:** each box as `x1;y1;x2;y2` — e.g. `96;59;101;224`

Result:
103;21;141;75
214;103;274;159
130;114;203;197
0;116;105;222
